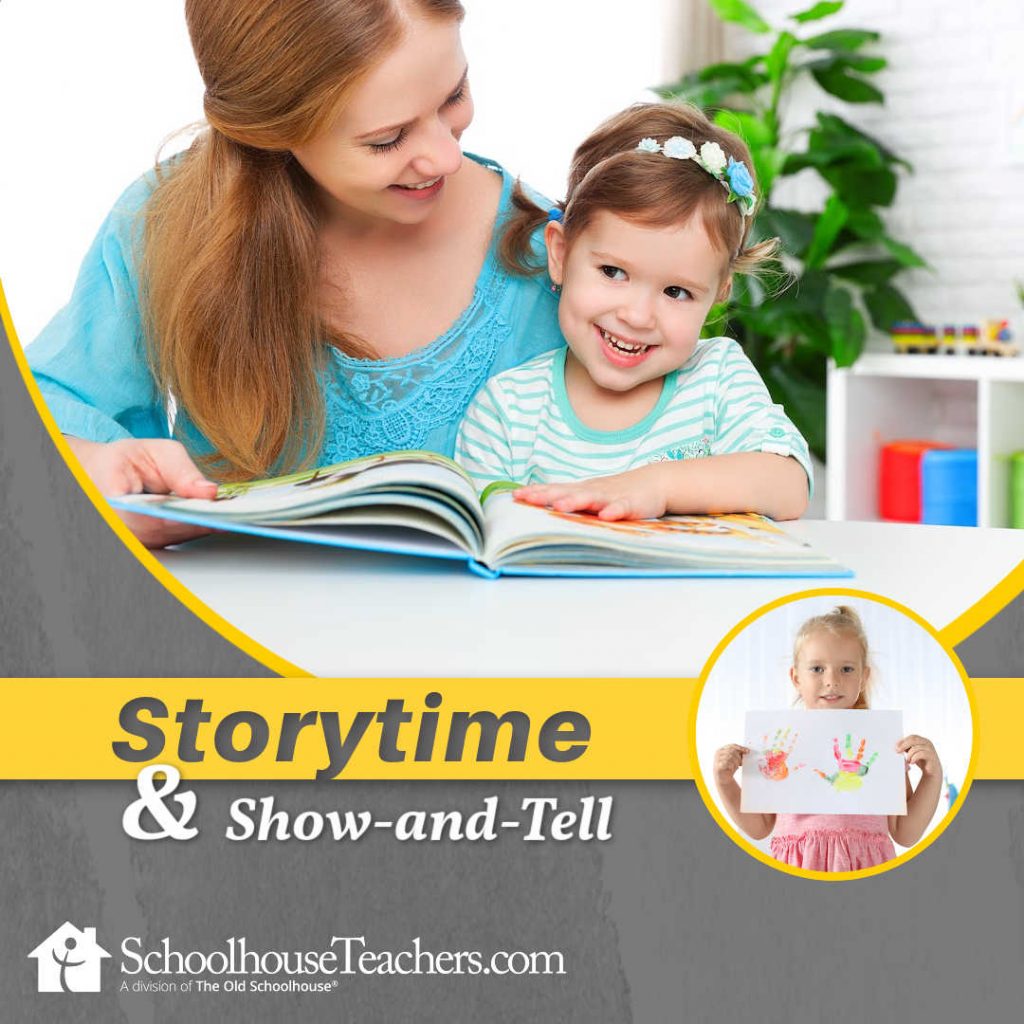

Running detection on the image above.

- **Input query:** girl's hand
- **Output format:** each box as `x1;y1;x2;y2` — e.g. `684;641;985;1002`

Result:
515;465;668;521
65;436;218;549
714;744;750;786
896;735;941;777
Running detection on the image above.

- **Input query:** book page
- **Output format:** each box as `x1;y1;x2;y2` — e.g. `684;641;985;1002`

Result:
112;450;485;546
479;491;847;575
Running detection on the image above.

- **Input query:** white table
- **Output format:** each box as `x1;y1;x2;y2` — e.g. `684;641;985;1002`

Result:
154;521;1024;677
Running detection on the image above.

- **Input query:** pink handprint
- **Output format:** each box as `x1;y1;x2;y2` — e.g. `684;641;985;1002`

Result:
815;734;878;792
757;727;804;781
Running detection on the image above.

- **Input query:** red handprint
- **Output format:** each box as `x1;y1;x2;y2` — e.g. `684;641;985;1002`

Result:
757;727;804;781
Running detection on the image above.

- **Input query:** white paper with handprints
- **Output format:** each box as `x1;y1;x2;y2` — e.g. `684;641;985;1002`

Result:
740;710;906;815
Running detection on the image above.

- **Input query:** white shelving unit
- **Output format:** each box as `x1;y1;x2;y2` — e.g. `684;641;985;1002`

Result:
827;353;1024;527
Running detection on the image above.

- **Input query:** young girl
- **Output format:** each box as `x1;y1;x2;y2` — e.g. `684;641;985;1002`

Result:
27;0;564;548
714;606;943;872
455;103;810;521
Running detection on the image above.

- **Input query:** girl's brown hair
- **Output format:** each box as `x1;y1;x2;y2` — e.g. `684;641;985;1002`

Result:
793;605;873;709
500;102;776;279
143;0;464;480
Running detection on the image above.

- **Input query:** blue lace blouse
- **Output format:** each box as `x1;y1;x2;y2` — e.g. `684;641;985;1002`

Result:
28;155;564;467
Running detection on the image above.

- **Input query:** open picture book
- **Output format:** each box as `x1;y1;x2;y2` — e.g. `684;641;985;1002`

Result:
110;450;852;579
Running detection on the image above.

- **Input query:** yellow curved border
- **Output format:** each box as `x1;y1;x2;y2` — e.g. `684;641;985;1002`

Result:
688;587;978;883
0;279;307;679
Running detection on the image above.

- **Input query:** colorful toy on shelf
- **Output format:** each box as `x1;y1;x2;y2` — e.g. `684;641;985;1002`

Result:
940;325;959;355
890;319;1018;356
975;319;1019;357
878;440;952;522
890;321;937;354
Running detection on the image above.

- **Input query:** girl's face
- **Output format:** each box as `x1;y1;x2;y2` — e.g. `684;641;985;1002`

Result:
291;14;472;228
790;630;868;710
545;210;730;394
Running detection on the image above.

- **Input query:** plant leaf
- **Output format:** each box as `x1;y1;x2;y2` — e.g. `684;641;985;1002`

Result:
815;113;911;170
844;208;884;239
804;194;849;268
708;0;772;34
831;259;904;285
825;284;866;365
765;31;797;86
757;208;817;257
822;165;896;207
804;28;880;50
864;283;919;331
880;236;929;269
713;109;774;147
790;1;844;23
812;66;884;103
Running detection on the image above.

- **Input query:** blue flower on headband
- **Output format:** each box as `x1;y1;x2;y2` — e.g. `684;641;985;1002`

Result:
726;158;755;198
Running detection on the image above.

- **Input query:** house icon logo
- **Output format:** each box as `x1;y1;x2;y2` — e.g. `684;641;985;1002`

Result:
28;922;111;992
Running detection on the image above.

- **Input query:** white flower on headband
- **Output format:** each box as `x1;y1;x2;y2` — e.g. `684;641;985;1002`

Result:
662;136;697;160
698;141;727;176
632;135;757;217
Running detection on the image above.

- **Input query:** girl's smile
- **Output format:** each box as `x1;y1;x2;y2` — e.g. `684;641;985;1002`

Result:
545;210;730;398
596;324;656;367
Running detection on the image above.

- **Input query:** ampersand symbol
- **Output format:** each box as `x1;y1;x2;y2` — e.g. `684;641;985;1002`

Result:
122;765;199;841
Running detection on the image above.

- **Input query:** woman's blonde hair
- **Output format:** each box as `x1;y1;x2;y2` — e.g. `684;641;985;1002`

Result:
793;605;872;709
500;102;777;278
142;0;464;481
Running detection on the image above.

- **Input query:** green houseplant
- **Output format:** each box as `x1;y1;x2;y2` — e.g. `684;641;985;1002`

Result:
657;0;925;457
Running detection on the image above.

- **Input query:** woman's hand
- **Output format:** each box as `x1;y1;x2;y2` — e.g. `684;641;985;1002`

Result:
714;744;749;786
896;734;941;777
515;464;669;521
65;436;218;549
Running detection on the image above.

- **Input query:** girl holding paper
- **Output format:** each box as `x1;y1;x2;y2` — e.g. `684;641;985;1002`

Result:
714;605;943;872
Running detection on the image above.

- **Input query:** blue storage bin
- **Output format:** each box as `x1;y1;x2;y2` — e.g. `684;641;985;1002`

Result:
921;449;977;526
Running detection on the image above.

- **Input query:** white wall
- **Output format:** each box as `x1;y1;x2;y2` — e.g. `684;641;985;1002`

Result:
0;0;679;345
732;0;1024;339
695;596;973;857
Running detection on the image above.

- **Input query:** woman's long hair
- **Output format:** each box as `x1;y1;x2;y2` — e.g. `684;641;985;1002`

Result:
143;0;463;480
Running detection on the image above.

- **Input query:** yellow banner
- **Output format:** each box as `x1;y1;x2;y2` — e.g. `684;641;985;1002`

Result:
0;677;1019;780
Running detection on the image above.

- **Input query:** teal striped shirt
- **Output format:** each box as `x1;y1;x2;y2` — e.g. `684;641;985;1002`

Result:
455;340;812;489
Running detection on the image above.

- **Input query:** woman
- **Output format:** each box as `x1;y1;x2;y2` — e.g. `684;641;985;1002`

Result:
28;0;563;546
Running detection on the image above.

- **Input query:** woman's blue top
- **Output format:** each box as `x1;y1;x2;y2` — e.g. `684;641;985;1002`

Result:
27;154;563;467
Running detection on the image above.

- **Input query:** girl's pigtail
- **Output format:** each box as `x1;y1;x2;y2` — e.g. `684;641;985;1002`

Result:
498;181;551;276
732;235;780;275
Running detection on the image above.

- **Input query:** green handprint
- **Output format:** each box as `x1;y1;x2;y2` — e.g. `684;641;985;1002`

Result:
815;734;878;792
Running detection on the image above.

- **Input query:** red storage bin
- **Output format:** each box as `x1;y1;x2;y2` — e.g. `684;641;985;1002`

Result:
878;440;953;522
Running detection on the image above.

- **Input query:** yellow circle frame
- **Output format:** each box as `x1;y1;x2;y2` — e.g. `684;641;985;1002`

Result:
689;587;979;882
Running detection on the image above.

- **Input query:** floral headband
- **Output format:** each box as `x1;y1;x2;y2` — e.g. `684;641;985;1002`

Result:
636;136;757;217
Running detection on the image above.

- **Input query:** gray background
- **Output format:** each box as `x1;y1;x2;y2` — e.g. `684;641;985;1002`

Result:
2;317;1023;1022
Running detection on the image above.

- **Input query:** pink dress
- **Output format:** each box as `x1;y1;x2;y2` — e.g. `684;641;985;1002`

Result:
770;814;895;872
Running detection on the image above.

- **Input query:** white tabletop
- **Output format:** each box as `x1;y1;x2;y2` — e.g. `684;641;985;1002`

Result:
154;520;1024;677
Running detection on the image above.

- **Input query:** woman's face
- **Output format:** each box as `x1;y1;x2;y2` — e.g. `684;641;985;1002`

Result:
291;13;473;228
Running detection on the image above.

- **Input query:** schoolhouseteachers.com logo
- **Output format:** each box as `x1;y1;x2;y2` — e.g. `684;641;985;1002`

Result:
27;929;565;996
28;922;111;992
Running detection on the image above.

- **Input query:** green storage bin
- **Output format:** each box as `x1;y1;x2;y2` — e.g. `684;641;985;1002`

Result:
1013;453;1024;529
